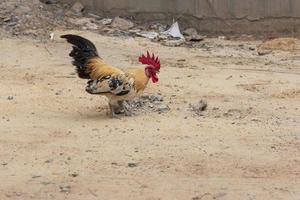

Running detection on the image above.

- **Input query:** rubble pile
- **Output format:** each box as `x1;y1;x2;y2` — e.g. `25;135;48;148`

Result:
0;0;74;39
0;0;207;46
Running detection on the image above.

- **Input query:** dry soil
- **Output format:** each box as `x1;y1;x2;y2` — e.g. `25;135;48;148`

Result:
0;31;299;200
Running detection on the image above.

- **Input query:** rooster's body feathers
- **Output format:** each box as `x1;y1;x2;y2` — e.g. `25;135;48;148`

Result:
61;34;160;117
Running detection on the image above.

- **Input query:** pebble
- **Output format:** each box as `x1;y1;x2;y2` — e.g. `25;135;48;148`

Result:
257;49;272;56
111;162;118;165
128;163;138;168
59;185;71;193
7;96;14;100
150;94;164;102
111;16;134;30
214;191;227;199
55;90;63;95
3;17;11;22
157;104;170;112
70;173;79;177
40;0;58;4
183;28;198;36
70;2;84;15
189;100;208;114
99;18;112;25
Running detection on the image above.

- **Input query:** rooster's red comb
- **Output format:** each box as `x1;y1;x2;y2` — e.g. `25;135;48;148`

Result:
138;51;160;70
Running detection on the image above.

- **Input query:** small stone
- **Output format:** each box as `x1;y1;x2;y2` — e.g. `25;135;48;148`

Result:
163;39;185;47
85;22;98;30
157;104;170;113
218;36;226;40
149;23;167;32
32;175;42;179
41;181;53;186
136;31;159;39
70;2;84;15
188;35;205;42
257;49;272;56
55;90;62;95
111;17;134;30
183;28;198;36
128;163;137;168
40;0;58;4
3;17;11;22
99;18;112;25
150;94;164;102
157;34;169;41
59;185;71;193
189;100;208;114
141;94;150;99
192;193;211;200
185;30;205;42
214;191;227;199
247;192;256;200
87;12;101;19
70;173;79;177
226;75;233;80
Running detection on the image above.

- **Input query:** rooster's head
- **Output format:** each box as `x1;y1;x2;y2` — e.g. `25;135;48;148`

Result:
139;51;161;83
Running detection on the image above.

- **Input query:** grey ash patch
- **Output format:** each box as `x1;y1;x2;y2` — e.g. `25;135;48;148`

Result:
129;93;170;114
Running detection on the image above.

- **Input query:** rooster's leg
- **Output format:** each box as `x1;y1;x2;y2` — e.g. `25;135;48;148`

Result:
109;103;120;119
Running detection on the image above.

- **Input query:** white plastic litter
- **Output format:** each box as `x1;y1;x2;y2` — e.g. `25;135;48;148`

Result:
50;32;54;40
136;31;159;39
162;21;184;39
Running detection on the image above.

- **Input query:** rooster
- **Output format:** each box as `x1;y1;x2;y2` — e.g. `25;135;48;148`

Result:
61;34;161;117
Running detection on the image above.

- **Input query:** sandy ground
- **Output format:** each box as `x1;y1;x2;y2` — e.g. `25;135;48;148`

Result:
0;31;299;200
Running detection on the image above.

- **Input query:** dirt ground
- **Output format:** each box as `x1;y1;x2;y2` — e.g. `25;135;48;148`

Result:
0;30;300;200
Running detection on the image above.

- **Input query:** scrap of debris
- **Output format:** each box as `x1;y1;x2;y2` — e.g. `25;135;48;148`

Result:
189;100;208;116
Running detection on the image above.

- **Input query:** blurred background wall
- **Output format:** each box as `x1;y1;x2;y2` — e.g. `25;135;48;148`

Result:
63;0;300;35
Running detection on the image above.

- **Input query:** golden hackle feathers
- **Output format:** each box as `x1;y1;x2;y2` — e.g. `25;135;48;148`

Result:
85;57;124;80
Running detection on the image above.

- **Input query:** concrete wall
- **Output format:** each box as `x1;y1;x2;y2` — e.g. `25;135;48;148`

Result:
65;0;300;35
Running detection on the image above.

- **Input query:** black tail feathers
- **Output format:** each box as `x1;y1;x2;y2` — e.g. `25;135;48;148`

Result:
61;34;99;79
